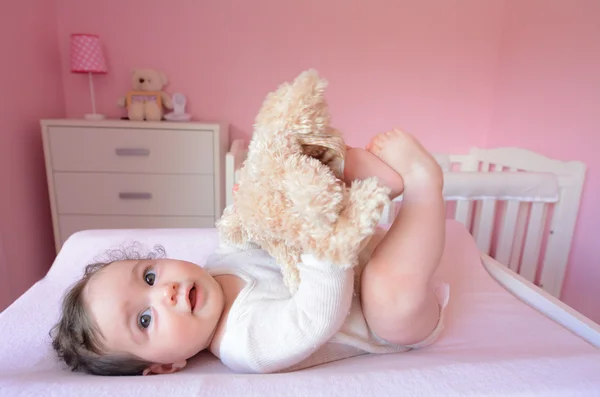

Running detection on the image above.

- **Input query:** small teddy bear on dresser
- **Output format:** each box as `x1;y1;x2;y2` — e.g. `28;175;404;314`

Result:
117;68;173;121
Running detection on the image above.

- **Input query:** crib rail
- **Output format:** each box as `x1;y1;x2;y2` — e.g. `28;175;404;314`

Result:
434;148;584;298
225;142;586;299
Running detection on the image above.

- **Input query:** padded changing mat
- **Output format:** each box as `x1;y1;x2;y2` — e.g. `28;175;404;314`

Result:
1;220;599;396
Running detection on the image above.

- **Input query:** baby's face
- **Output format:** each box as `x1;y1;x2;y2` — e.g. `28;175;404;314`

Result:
84;258;224;369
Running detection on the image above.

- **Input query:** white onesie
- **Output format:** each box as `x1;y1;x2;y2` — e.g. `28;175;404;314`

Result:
204;237;449;374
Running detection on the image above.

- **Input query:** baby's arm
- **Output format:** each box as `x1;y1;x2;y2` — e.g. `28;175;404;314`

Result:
221;254;354;373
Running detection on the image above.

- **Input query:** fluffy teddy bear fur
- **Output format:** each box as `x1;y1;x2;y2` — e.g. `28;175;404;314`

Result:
117;68;173;121
216;69;390;293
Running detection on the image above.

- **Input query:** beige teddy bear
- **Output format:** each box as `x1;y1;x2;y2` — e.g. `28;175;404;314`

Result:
117;68;173;121
216;69;390;293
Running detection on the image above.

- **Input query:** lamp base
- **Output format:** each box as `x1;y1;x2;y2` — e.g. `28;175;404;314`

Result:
84;113;106;121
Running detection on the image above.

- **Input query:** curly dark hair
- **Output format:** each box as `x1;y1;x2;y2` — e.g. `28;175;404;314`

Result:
49;244;166;376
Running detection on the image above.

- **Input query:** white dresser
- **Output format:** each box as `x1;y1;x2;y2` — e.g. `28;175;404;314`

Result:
41;119;229;252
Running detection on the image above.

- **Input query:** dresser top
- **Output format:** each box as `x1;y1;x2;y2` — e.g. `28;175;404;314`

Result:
40;118;227;131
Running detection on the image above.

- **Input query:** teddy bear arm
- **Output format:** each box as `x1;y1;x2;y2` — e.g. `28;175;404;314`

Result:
161;91;173;109
309;177;391;267
117;97;126;108
268;242;302;294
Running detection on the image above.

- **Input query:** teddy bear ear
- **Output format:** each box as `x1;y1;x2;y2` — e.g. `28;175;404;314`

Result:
131;68;140;75
159;71;168;85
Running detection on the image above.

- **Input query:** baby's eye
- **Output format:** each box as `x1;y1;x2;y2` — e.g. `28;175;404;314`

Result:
144;269;156;285
139;308;152;329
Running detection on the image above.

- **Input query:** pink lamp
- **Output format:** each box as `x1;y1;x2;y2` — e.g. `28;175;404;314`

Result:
70;34;108;120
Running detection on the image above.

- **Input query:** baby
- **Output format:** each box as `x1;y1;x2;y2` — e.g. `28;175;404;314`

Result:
50;129;449;376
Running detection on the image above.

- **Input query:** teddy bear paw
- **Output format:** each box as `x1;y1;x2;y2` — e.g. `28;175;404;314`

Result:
348;177;391;235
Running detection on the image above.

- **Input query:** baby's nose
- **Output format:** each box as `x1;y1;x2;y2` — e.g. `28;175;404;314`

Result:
163;282;178;305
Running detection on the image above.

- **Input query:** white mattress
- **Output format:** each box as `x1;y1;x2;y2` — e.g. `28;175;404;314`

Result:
1;220;599;396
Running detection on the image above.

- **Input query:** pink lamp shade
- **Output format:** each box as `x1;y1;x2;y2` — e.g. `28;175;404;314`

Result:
70;34;107;74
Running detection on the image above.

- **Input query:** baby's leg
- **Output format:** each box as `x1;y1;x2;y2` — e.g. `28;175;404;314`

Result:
360;129;446;346
343;146;404;199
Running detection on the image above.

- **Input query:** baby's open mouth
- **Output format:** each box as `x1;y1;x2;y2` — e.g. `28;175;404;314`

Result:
189;286;197;312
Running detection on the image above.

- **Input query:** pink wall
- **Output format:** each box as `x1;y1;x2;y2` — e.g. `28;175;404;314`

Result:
52;0;600;323
1;0;597;322
489;0;600;322
0;1;65;310
55;0;504;153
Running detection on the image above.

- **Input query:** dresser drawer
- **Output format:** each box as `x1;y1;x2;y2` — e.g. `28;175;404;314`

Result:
54;173;214;216
48;126;214;174
59;215;215;245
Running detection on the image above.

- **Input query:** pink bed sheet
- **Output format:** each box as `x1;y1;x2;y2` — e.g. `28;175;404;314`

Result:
1;220;599;396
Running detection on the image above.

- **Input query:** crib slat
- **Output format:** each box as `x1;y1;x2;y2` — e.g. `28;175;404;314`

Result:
496;199;520;265
453;156;479;229
509;202;528;272
503;167;527;272
454;201;472;227
519;202;547;282
472;198;495;254
471;162;498;254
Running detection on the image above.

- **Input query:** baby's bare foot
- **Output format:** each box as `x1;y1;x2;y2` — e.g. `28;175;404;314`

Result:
367;129;443;191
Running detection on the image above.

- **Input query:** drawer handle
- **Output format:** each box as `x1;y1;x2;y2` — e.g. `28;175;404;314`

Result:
119;192;153;200
115;148;150;156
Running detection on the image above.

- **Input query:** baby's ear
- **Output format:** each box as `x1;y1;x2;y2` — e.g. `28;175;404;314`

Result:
142;360;187;376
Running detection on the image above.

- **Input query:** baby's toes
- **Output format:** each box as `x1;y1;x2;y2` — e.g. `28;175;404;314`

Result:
366;135;383;155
